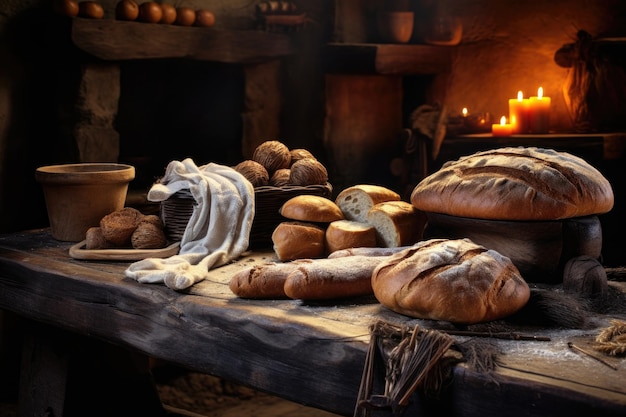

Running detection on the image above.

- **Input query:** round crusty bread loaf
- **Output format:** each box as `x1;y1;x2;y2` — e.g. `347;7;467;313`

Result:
371;238;530;324
335;184;400;222
325;220;377;254
410;147;614;220
366;200;427;247
279;195;344;223
272;221;326;261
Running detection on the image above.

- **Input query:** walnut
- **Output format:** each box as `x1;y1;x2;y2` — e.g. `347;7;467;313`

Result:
85;227;112;250
270;168;291;186
141;214;164;228
289;148;316;165
289;158;328;186
233;160;269;187
252;140;291;175
132;221;167;249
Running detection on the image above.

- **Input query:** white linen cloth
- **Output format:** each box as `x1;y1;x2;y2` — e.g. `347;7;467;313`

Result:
125;158;255;290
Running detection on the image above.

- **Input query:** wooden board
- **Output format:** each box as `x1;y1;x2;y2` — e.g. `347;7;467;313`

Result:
68;240;180;261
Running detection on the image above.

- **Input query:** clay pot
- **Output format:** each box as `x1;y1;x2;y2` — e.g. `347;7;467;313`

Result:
35;163;135;241
377;11;414;44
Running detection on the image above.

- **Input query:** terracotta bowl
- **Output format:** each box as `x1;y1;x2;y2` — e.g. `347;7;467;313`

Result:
35;163;135;242
423;212;603;283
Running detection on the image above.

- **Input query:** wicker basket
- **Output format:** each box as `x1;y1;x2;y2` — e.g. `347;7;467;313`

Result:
160;183;333;248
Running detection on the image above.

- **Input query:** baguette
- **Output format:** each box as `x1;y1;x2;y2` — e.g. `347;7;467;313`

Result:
229;261;303;299
283;255;383;300
272;221;326;261
328;246;413;259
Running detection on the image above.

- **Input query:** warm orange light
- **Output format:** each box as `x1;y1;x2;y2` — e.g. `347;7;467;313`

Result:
500;116;507;125
517;90;524;101
462;107;468;117
537;87;544;100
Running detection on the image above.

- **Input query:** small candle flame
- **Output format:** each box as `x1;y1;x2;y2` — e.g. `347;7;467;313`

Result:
462;107;468;117
500;116;507;125
537;87;544;99
517;90;524;101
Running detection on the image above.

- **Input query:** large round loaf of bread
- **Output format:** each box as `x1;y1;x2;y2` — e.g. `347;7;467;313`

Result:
371;238;530;324
410;147;614;220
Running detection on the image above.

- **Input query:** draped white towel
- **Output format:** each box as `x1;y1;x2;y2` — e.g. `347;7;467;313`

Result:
125;158;255;290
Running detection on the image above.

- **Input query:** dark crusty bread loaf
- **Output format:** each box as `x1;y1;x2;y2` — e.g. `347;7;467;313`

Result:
410;147;614;220
335;184;400;222
229;261;301;299
371;238;530;324
100;207;145;247
283;255;383;300
366;200;427;247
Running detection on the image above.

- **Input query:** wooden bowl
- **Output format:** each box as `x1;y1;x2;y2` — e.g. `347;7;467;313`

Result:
423;212;603;283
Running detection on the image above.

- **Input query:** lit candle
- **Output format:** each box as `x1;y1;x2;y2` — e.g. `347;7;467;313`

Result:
492;115;513;137
462;107;468;117
508;90;530;134
528;87;551;134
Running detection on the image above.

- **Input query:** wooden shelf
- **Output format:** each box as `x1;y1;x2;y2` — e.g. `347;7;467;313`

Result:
324;42;453;75
70;17;293;64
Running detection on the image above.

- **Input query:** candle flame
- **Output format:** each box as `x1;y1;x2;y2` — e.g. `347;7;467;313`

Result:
500;116;507;125
538;87;543;99
462;107;468;117
517;90;524;101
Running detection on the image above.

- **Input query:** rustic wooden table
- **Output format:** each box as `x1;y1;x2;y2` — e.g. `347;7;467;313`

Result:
0;229;625;417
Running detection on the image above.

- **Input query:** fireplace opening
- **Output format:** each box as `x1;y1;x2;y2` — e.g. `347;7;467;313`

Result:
116;59;245;190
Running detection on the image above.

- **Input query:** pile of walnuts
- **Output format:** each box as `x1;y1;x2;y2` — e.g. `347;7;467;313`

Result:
85;207;168;250
233;140;328;188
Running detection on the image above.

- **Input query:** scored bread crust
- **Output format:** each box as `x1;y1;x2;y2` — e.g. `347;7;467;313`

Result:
335;184;401;222
371;238;530;324
367;200;427;247
279;195;344;223
410;147;614;220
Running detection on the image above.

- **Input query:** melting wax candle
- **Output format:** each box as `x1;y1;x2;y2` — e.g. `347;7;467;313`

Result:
509;90;530;134
528;87;551;133
492;116;513;136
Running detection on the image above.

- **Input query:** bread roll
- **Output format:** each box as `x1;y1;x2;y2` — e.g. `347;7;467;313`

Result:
284;255;382;300
279;195;344;223
367;200;427;247
325;220;377;253
100;207;145;247
371;238;530;324
233;160;269;187
335;185;401;222
289;158;328;186
272;221;326;261
410;147;614;220
252;140;291;175
229;261;302;299
131;221;167;249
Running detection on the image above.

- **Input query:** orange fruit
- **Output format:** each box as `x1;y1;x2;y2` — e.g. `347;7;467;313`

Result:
194;9;215;27
78;1;104;19
137;1;163;23
159;3;177;25
54;0;79;17
115;0;139;21
174;7;195;26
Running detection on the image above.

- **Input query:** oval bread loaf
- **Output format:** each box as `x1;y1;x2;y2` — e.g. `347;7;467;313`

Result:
366;200;427;247
335;184;400;222
325;220;377;253
410;147;614;220
371;238;530;324
272;221;326;261
279;195;344;223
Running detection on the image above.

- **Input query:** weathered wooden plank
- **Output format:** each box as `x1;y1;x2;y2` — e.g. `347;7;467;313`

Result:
71;18;293;63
